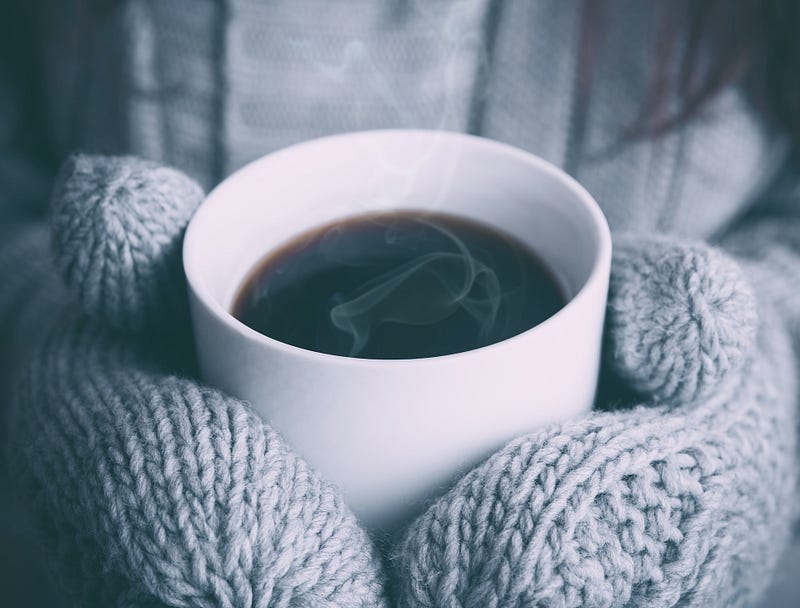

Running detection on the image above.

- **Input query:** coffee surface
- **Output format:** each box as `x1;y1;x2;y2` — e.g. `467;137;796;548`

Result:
232;211;565;359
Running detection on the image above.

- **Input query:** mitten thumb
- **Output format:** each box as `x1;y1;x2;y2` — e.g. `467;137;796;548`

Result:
50;153;204;334
605;233;758;406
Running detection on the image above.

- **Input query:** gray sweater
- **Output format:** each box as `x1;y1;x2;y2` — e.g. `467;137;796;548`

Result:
1;1;798;607
6;1;799;311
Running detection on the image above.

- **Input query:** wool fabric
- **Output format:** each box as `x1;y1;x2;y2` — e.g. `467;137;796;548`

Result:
50;154;204;333
393;312;796;607
9;309;390;608
3;156;796;607
606;235;759;405
2;1;800;606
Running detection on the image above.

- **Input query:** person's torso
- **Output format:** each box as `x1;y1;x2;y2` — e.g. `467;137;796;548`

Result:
40;0;788;237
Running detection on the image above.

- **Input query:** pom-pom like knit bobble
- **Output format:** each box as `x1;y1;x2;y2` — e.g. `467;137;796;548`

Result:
606;234;758;406
50;154;204;333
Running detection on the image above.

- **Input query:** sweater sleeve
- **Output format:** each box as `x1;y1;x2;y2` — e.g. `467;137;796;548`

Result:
718;159;800;529
718;162;800;353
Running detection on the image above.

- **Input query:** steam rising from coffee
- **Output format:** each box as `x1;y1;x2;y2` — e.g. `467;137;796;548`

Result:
328;219;501;356
232;212;565;360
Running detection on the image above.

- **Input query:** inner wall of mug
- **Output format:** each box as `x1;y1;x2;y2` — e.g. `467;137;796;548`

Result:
190;131;600;312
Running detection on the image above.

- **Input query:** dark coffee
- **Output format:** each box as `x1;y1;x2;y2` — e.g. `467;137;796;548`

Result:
232;211;565;359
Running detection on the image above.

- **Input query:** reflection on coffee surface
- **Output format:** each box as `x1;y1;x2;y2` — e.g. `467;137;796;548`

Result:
231;211;565;359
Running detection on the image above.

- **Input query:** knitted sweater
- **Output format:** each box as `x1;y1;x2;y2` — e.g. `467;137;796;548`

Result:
1;1;799;606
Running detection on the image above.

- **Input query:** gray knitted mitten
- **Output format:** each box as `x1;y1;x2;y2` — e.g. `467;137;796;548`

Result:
7;154;798;608
393;240;798;607
8;155;389;608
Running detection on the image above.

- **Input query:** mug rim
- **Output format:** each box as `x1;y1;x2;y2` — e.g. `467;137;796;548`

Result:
183;129;612;366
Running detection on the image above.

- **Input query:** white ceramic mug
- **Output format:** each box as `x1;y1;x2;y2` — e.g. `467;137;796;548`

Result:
183;130;612;531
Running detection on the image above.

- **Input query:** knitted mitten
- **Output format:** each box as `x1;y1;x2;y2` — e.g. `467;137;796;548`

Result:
6;155;389;608
393;236;798;607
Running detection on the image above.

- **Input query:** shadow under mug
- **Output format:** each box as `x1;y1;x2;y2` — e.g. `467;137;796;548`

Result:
183;130;612;532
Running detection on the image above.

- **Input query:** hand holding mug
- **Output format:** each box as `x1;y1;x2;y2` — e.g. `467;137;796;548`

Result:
9;135;790;608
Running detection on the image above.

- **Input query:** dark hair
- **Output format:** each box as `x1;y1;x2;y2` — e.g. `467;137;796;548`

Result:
580;0;800;148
